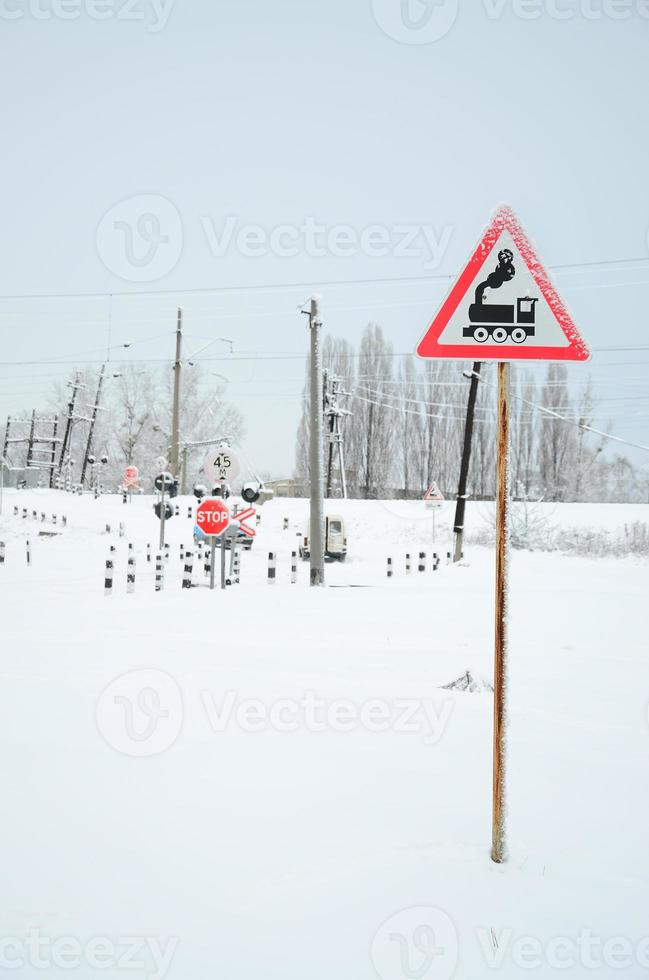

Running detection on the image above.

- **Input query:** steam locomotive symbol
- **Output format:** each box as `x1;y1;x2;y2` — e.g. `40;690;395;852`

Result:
463;248;538;344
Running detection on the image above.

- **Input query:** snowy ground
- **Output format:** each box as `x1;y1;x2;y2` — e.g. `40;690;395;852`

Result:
1;490;648;979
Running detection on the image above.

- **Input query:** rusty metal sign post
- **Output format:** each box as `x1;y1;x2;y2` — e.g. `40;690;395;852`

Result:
492;362;510;863
417;206;590;865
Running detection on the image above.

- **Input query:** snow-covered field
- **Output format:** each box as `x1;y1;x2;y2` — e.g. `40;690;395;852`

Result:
1;490;648;979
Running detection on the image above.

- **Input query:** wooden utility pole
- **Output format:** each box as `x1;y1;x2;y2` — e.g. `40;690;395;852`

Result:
453;361;482;562
170;308;182;478
81;363;106;486
308;296;325;585
58;373;84;476
492;361;510;864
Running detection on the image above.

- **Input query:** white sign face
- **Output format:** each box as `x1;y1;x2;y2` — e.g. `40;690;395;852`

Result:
436;229;568;350
424;481;444;508
203;449;240;484
417;206;590;362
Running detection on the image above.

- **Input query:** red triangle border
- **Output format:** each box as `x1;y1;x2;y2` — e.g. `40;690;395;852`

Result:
416;206;591;362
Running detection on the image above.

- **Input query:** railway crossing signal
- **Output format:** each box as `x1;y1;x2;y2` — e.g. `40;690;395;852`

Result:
231;506;256;538
417;205;590;362
417;205;590;866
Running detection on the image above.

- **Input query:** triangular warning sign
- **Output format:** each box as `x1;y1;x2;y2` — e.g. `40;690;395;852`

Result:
417;206;590;362
423;481;444;503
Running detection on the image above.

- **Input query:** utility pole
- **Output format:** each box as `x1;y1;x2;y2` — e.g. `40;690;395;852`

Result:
453;361;482;562
58;373;85;477
170;308;182;479
324;373;349;498
308;296;325;585
26;410;36;470
49;416;58;489
81;363;106;486
180;445;189;495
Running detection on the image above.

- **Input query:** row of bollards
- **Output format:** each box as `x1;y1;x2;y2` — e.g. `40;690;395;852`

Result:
15;506;66;527
267;551;299;584
105;540;245;595
388;551;458;577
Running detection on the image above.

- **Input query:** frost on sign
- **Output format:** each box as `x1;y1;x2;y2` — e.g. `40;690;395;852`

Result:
417;206;590;363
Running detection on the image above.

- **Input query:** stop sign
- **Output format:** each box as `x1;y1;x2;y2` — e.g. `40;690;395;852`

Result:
196;498;230;537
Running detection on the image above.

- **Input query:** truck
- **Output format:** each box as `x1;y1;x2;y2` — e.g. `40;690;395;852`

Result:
299;514;347;562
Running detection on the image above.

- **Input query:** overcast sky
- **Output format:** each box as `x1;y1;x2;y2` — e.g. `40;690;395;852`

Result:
1;0;648;478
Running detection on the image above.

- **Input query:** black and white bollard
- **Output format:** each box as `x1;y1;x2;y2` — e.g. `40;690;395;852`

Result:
174;505;179;517
182;550;193;589
290;551;297;584
52;514;57;526
41;512;46;523
122;491;127;504
256;513;261;527
232;548;241;584
187;505;193;519
155;554;164;592
387;557;393;579
32;510;37;520
180;543;185;562
418;551;426;573
26;540;31;565
104;558;113;596
164;543;170;563
446;551;452;565
118;522;125;538
147;543;152;563
127;555;136;594
0;541;5;565
267;552;276;584
283;517;289;531
105;523;111;535
13;506;18;517
62;516;67;528
406;553;411;575
22;508;27;520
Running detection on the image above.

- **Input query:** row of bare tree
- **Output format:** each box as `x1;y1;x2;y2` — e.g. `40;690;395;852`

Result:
7;364;246;490
295;324;647;503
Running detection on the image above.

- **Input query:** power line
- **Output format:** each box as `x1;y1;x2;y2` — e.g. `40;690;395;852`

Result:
0;255;647;302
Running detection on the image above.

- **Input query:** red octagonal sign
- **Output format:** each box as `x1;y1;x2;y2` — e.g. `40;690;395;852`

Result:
196;498;230;537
